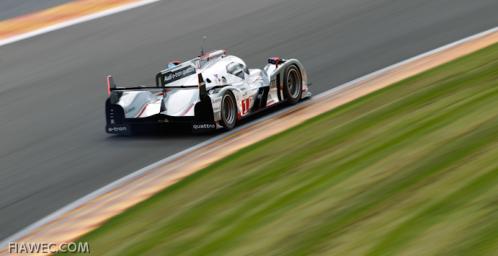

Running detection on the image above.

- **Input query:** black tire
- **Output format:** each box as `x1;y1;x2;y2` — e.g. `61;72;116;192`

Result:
220;91;237;129
283;65;302;104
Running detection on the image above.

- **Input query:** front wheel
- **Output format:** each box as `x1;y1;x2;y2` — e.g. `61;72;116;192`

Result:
283;65;303;104
220;91;237;130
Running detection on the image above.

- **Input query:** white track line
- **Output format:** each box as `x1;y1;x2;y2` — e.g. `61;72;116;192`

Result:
0;0;160;47
1;25;497;248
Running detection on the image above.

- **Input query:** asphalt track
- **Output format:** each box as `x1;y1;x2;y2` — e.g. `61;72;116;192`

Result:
0;0;497;241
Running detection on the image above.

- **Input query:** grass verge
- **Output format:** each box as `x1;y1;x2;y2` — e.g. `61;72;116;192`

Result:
67;43;498;256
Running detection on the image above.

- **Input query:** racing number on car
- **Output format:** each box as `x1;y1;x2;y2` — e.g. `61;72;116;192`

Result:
241;98;250;115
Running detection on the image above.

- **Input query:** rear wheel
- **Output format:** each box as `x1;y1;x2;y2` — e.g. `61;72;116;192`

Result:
220;91;237;129
283;65;302;104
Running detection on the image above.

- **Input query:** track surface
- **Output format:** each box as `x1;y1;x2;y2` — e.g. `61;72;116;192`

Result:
0;0;497;241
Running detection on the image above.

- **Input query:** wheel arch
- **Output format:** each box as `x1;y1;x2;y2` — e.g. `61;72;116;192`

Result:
268;59;309;102
210;86;241;122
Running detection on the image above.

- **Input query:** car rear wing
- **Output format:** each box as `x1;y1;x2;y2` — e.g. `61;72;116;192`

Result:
106;72;208;99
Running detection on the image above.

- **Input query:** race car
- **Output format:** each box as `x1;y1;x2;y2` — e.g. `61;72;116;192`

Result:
105;50;311;134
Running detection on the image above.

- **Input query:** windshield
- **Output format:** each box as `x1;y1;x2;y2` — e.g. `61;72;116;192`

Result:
226;62;245;79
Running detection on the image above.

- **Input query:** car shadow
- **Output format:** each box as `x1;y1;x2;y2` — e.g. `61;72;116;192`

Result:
106;98;311;141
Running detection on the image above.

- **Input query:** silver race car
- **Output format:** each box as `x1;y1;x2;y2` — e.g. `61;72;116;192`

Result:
105;50;311;134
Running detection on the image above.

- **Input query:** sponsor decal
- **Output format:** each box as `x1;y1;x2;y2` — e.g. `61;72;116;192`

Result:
107;126;128;133
163;65;196;84
192;123;216;130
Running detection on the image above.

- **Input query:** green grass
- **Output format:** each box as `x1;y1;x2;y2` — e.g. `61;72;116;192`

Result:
68;43;498;256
